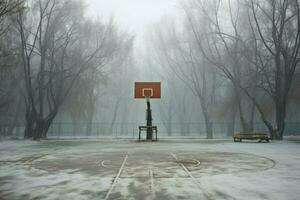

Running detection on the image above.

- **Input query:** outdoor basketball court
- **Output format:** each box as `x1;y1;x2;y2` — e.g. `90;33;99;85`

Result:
0;84;299;200
1;139;300;200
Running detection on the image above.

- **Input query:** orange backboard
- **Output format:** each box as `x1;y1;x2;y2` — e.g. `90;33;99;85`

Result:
134;82;161;98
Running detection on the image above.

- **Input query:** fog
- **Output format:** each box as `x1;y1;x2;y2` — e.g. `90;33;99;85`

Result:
86;0;177;37
1;1;300;199
0;0;299;140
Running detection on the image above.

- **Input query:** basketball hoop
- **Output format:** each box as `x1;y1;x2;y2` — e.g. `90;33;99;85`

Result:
134;82;161;141
134;82;161;99
142;88;153;99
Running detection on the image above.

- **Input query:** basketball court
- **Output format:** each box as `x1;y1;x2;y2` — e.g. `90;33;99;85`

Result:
1;140;299;200
0;84;299;200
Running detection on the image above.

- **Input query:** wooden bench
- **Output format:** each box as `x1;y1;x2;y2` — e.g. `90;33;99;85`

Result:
138;126;158;141
233;132;270;142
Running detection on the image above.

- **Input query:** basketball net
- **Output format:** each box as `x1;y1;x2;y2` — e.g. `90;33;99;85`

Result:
142;88;153;99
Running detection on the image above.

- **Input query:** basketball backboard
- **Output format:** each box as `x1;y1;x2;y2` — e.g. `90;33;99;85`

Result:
134;82;161;98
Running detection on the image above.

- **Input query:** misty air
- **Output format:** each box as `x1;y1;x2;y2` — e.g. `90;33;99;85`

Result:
0;0;300;199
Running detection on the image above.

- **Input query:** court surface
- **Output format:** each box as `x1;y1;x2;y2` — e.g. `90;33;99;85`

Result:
0;139;300;200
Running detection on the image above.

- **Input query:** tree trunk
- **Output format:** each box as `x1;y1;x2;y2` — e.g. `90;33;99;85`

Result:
248;100;255;132
86;117;93;137
7;98;23;137
198;97;213;139
86;107;95;137
204;116;213;139
202;110;213;139
235;87;250;132
274;98;286;140
24;109;36;139
24;107;57;140
110;99;120;135
32;116;55;140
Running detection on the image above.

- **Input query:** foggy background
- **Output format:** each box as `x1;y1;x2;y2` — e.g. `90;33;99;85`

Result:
0;0;299;139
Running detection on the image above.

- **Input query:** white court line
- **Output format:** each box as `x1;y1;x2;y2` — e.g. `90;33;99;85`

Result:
104;153;128;200
190;159;201;167
149;167;155;197
100;160;111;168
170;152;215;200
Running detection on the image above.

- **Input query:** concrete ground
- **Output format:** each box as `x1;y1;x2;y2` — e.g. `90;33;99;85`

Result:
0;139;300;200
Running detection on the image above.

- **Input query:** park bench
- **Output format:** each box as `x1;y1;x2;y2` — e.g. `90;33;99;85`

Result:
233;132;270;142
138;126;158;141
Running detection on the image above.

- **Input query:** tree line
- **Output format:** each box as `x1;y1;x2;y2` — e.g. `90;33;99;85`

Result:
1;0;300;140
0;0;134;139
149;0;300;140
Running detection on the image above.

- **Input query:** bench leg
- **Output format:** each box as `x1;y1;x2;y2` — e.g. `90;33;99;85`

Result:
152;130;157;141
139;130;141;142
151;131;153;141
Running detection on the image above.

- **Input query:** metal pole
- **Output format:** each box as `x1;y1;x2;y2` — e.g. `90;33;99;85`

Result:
146;97;153;140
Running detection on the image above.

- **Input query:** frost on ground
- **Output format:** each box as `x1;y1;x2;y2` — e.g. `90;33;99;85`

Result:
0;139;300;200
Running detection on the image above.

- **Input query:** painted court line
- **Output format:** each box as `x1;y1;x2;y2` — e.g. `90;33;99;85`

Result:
104;153;128;200
170;152;215;200
149;167;155;197
100;160;111;168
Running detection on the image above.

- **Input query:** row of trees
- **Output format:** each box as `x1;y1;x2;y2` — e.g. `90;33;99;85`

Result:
150;0;300;139
0;0;134;139
0;0;299;140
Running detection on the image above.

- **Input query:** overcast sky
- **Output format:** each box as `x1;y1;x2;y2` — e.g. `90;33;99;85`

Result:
85;0;178;37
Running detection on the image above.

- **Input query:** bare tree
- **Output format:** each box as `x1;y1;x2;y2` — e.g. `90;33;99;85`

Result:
183;0;300;139
0;1;25;138
0;0;24;35
0;0;24;113
183;0;258;132
107;36;134;136
150;19;217;139
247;0;300;139
17;0;124;139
